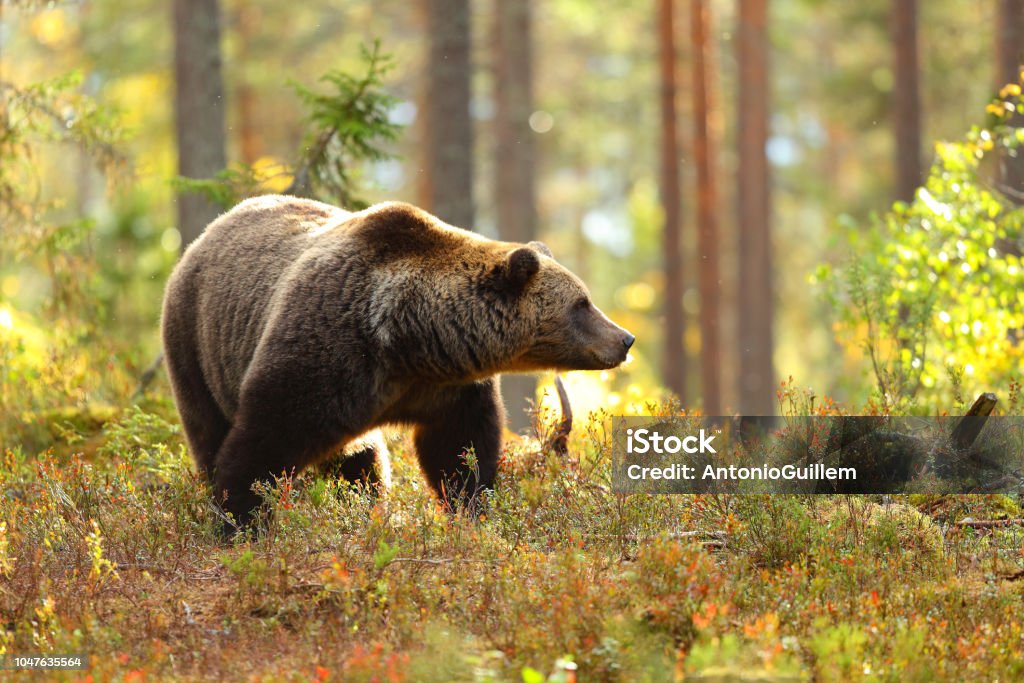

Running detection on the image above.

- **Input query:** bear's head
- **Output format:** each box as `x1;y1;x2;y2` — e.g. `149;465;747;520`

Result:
500;241;635;372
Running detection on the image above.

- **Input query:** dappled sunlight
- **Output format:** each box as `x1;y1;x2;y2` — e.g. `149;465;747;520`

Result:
3;0;1024;678
535;347;667;419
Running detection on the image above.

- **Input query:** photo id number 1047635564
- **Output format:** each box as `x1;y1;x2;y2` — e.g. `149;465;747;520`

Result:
1;654;88;670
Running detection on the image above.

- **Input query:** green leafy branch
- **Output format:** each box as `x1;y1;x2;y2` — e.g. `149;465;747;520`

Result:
285;39;401;207
175;40;402;210
1;72;129;229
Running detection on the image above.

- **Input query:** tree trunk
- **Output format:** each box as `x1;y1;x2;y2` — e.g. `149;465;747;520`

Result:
690;0;721;415
235;4;261;165
173;0;228;251
736;0;774;416
494;0;538;433
997;0;1024;202
420;0;474;228
659;0;687;404
891;0;922;203
997;0;1024;87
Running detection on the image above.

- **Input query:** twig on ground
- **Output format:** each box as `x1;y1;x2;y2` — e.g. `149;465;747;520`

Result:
131;351;164;401
954;518;1024;529
546;375;573;457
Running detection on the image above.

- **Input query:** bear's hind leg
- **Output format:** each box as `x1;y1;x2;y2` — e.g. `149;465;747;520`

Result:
319;430;392;490
162;274;232;481
413;379;503;510
162;345;231;481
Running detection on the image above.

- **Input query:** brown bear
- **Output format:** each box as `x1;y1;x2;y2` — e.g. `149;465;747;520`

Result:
161;195;634;527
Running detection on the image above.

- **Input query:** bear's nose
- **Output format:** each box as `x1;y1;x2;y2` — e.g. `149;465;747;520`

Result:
622;333;635;350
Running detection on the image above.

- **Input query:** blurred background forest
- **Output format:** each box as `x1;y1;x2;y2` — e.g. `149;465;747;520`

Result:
2;0;1023;443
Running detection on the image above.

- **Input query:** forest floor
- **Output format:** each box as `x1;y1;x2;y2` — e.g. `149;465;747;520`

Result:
1;391;1023;682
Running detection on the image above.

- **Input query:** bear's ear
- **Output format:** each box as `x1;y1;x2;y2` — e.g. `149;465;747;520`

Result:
528;240;554;259
506;247;541;292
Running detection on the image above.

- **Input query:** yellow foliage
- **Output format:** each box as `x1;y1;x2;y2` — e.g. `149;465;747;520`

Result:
1;276;19;298
998;83;1021;99
252;156;294;193
0;306;48;359
30;10;75;48
105;73;169;130
615;281;656;311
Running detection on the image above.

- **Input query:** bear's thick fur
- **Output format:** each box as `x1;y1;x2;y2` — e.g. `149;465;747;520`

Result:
161;195;634;525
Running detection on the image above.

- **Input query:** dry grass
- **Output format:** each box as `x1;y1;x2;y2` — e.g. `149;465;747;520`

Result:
1;395;1023;682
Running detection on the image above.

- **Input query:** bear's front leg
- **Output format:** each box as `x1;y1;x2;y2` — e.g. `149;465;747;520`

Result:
413;378;504;510
212;406;347;531
211;423;305;530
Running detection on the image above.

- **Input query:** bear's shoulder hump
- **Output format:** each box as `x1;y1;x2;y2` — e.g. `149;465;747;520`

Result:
346;201;455;253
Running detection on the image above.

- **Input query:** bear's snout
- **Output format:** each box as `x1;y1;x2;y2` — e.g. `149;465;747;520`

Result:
591;318;634;369
608;328;634;366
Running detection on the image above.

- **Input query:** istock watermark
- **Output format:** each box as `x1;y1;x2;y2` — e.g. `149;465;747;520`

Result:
611;415;1024;495
626;427;718;455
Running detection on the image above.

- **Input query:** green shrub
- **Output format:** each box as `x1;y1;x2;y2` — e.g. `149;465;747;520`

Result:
820;84;1024;411
733;495;825;569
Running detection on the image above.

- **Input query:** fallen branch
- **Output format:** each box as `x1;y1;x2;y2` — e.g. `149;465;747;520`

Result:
816;392;1013;493
586;530;729;544
131;351;164;401
386;557;493;566
954;518;1024;529
951;392;999;450
546;375;573;457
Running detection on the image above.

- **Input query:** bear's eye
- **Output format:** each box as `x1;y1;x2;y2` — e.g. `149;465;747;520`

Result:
574;297;590;311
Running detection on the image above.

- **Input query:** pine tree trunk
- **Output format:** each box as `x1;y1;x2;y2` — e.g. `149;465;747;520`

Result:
421;0;475;228
659;0;687;403
691;0;722;415
997;0;1024;87
235;4;261;165
173;0;228;251
997;0;1024;202
736;0;774;416
494;0;539;433
891;0;922;203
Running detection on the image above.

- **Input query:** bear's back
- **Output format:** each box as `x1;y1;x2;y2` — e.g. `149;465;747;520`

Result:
168;195;351;418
